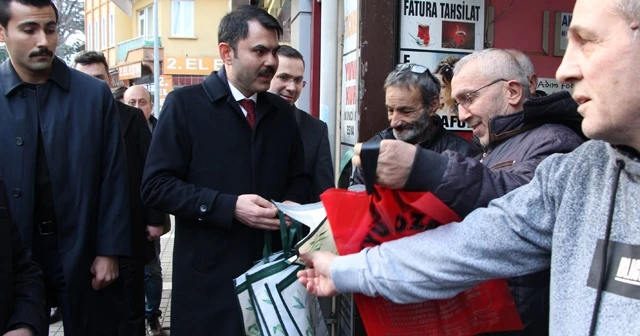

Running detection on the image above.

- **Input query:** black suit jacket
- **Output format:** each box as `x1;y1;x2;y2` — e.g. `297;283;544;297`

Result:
0;177;46;335
116;101;164;264
294;108;334;202
141;67;311;334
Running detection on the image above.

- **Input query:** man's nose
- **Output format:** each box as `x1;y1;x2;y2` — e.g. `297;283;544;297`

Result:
457;105;471;122
388;112;402;127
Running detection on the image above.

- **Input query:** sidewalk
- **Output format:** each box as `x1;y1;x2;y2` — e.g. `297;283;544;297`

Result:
48;229;175;335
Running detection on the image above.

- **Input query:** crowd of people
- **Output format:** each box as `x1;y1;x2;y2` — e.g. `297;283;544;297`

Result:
2;0;639;335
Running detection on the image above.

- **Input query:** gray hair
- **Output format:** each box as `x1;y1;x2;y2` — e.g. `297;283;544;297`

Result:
454;48;530;97
615;0;640;23
505;49;535;78
383;64;441;108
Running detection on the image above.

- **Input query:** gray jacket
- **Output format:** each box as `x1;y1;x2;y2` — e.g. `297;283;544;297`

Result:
402;91;585;333
332;141;640;335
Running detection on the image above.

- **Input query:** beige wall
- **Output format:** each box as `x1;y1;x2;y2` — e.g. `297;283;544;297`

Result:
86;0;230;69
131;0;228;58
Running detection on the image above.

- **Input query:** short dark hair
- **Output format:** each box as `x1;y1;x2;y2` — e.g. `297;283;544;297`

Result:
0;0;59;28
73;51;109;75
218;5;283;52
275;45;305;68
113;86;128;100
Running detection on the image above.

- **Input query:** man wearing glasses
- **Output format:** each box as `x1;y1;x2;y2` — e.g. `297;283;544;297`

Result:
350;49;585;333
351;63;480;186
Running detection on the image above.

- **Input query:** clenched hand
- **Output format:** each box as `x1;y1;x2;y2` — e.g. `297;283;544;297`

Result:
352;140;417;189
90;256;119;290
234;194;280;230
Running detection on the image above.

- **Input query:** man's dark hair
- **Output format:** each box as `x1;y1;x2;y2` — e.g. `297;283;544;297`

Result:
113;86;128;101
73;51;109;74
218;5;283;52
275;45;305;68
0;0;59;28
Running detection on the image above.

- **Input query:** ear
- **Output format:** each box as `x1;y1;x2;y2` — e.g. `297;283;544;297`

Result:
529;74;538;93
219;43;234;65
506;80;524;106
0;26;6;43
428;97;440;116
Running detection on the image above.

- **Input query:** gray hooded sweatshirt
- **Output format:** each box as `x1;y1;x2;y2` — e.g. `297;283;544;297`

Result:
332;140;640;335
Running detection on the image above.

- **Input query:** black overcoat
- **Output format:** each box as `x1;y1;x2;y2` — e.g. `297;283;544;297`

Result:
0;176;47;335
0;58;131;335
141;68;311;335
117;101;164;263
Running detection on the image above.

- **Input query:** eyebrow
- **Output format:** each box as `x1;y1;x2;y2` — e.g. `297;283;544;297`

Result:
17;20;57;28
277;72;303;79
568;24;596;39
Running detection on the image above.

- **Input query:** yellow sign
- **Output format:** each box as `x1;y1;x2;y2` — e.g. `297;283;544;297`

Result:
118;62;142;80
163;56;224;75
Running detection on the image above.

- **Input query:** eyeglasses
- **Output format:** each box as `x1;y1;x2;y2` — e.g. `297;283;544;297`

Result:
395;63;440;85
275;74;305;85
396;63;428;74
453;78;508;113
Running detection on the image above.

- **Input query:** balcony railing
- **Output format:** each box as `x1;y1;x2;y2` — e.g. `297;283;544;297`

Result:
116;35;162;62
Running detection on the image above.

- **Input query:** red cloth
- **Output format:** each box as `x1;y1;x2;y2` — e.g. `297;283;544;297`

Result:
321;186;523;336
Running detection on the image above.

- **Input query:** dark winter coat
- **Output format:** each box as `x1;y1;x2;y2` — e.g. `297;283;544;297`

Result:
405;91;585;334
0;57;131;335
294;107;334;202
141;67;311;335
116;101;164;264
0;176;46;336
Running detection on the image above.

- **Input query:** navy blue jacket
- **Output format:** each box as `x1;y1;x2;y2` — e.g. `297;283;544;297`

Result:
0;57;131;334
0;176;46;335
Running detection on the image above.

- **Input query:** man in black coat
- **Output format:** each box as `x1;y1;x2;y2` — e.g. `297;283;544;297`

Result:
351;63;480;185
141;6;311;335
1;176;46;336
123;85;167;335
0;1;131;335
74;51;165;336
269;45;334;202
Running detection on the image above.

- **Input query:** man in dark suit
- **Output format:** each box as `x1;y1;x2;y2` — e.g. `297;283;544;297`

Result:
0;1;131;335
123;85;166;335
141;5;310;335
1;176;46;336
74;51;165;336
269;45;334;202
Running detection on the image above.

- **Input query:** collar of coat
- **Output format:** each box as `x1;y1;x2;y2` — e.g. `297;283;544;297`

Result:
201;66;285;124
486;90;585;148
0;56;70;96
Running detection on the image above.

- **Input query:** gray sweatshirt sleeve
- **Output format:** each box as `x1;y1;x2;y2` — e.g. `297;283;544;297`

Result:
331;153;568;303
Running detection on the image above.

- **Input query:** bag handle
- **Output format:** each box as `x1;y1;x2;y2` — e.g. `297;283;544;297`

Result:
261;210;302;262
360;141;380;195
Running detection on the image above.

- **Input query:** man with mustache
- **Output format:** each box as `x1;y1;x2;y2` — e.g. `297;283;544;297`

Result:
141;5;310;335
0;0;131;335
351;63;480;185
